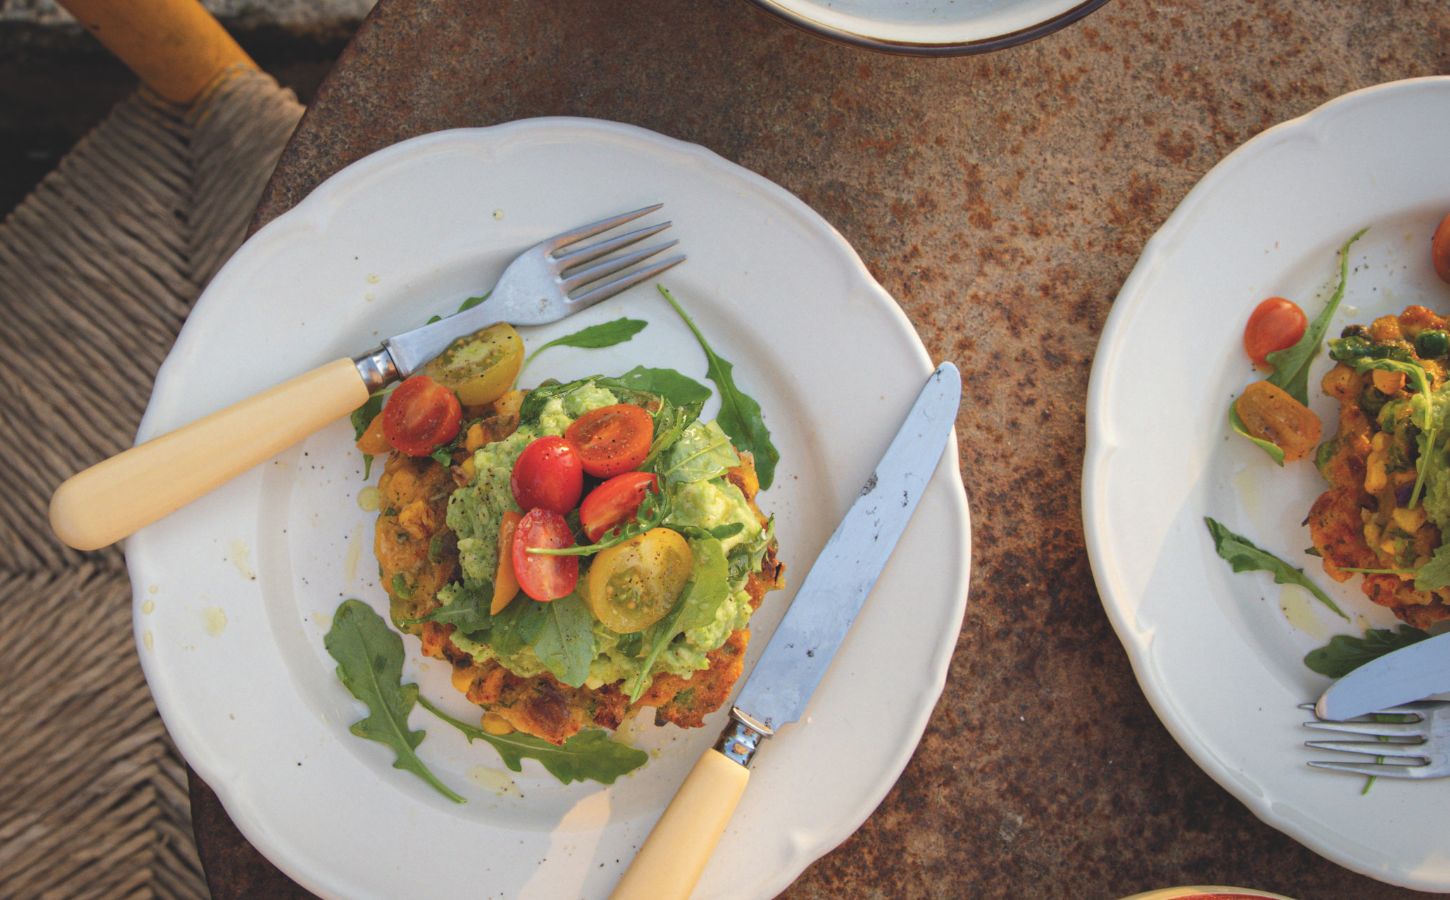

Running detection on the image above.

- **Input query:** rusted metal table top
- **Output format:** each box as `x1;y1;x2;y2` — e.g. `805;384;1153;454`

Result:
190;1;1449;896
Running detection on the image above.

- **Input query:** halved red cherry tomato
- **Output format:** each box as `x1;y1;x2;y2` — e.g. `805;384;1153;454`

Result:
382;375;462;456
1433;213;1450;285
511;435;583;513
1243;297;1307;368
511;508;578;601
565;404;654;478
580;472;659;542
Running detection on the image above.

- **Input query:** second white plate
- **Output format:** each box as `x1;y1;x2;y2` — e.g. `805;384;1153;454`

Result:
1085;78;1450;891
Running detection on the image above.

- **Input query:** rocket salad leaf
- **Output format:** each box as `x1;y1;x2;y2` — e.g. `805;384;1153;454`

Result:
658;286;779;489
524;317;648;365
1263;228;1367;405
324;600;464;803
1303;626;1430;678
418;697;647;784
1204;517;1348;620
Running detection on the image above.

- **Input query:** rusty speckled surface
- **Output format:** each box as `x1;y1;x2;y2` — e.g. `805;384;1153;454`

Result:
191;0;1449;896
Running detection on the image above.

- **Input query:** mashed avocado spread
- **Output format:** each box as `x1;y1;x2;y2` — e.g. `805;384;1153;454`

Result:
437;379;771;690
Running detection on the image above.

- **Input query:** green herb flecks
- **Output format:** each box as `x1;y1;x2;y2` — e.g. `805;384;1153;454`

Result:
658;286;779;489
1205;517;1347;620
1304;626;1431;677
324;600;464;803
418;697;647;784
524;317;648;366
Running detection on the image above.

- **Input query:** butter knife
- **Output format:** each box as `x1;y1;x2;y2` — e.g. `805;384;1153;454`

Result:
1316;630;1450;720
610;361;962;900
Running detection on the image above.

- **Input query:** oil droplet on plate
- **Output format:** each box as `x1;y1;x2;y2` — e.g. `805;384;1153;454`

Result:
227;540;255;580
1280;584;1329;641
312;611;333;630
345;523;364;583
1232;466;1262;524
357;486;381;512
203;607;228;637
469;766;522;797
492;209;505;221
366;273;380;284
141;599;155;615
143;630;154;651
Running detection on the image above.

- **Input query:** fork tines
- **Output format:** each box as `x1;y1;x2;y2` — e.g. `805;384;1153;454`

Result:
550;204;684;304
1299;701;1450;780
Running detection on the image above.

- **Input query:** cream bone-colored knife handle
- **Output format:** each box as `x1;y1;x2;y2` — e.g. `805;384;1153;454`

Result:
611;717;766;900
50;358;372;551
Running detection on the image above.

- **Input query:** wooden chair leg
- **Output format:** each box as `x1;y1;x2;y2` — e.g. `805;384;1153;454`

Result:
56;0;257;104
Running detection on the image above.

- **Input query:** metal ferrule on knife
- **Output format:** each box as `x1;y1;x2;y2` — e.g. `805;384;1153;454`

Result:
715;711;771;767
352;345;399;393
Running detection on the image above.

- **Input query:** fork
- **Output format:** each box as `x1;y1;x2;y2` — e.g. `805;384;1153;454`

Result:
1300;700;1450;780
49;205;685;551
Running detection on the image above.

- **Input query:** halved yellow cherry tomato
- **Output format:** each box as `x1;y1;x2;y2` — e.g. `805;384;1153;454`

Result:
355;412;392;455
420;322;524;407
585;527;692;633
492;511;522;614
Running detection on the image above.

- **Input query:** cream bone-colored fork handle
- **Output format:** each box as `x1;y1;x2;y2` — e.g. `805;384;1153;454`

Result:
49;358;370;551
611;717;766;900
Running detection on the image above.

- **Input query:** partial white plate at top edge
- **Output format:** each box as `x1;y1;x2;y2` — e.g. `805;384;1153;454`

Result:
1084;77;1450;891
749;0;1104;52
123;117;972;900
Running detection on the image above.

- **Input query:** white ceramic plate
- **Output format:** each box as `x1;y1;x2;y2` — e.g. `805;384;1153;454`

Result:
748;0;1107;55
125;118;971;899
1085;78;1450;892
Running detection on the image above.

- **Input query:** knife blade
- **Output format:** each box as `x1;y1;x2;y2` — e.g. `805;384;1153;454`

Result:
610;362;961;900
1316;630;1450;720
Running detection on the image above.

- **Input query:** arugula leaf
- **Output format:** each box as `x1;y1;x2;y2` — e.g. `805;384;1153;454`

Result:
531;593;596;687
615;366;711;407
1263;228;1368;405
626;538;729;702
1303;626;1430;677
324;600;464;803
641;399;704;470
1228;405;1285;465
1204;517;1348;620
418;697;647;784
423;585;549;654
525;318;648;365
482;597;549;656
1415;543;1450;591
658;286;779;489
426;291;492;324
